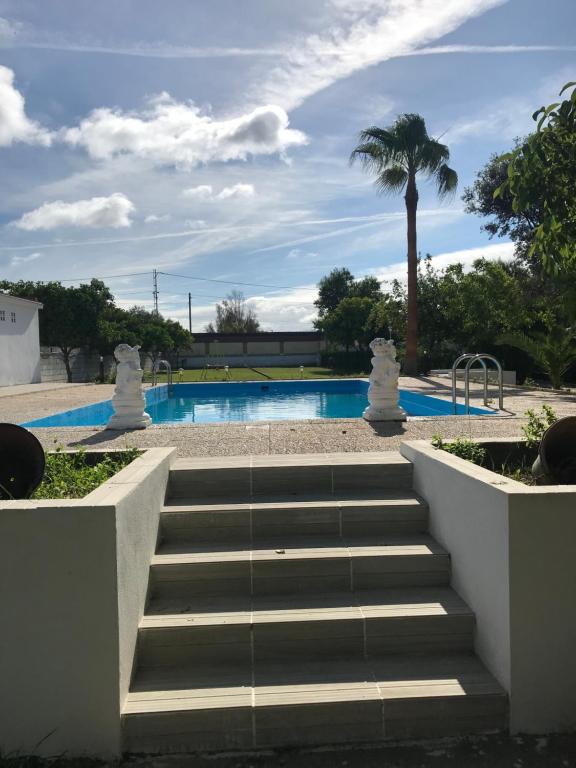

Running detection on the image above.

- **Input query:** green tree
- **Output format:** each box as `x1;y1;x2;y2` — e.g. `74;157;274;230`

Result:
496;82;576;272
205;290;261;333
314;268;356;318
100;306;193;367
462;147;542;263
350;113;457;376
0;279;114;382
318;296;374;352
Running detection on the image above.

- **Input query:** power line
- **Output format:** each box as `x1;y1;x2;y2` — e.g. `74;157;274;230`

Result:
158;270;316;291
59;270;152;283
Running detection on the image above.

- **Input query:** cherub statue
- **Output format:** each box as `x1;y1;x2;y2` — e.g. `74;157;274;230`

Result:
363;338;406;422
106;344;151;430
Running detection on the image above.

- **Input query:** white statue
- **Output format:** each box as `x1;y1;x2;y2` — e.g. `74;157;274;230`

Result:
106;344;152;430
363;338;407;422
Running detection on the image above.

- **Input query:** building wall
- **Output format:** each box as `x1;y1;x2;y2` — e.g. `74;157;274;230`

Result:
0;296;42;386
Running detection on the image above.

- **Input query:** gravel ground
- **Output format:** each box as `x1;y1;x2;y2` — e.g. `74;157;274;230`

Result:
3;733;576;767
1;377;574;457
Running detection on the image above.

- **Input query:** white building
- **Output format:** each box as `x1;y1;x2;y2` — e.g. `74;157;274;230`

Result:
0;293;43;386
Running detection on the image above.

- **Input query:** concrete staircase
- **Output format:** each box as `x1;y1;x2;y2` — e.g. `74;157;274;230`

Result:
123;453;507;753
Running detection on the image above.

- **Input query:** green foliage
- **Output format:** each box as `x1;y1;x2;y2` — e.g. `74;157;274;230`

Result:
317;296;376;352
33;446;141;499
314;268;382;319
462;146;541;263
431;435;487;465
205;290;261;333
495;82;576;272
522;405;557;449
498;326;576;389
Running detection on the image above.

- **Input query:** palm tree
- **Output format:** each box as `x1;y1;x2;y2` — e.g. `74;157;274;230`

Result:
350;114;457;376
498;325;576;390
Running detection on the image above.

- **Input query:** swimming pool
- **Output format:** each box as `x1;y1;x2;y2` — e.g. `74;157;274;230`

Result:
22;379;495;427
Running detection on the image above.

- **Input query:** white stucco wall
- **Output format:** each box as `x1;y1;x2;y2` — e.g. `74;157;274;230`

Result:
0;448;175;757
0;294;43;386
401;439;576;734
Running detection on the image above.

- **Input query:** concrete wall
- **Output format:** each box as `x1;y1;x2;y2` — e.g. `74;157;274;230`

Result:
181;337;325;368
401;439;576;734
0;448;175;757
0;295;42;385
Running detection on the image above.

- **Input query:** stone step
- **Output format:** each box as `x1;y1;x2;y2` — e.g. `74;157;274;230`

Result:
148;535;450;599
167;452;413;500
138;587;474;666
122;653;507;752
160;493;428;544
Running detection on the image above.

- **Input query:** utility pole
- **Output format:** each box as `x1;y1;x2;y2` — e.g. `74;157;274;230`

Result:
188;292;192;333
152;269;159;314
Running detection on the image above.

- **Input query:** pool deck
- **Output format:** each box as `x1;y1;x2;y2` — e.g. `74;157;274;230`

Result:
1;376;575;457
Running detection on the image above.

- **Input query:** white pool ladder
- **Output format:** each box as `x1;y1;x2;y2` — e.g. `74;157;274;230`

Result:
152;359;173;388
451;353;504;414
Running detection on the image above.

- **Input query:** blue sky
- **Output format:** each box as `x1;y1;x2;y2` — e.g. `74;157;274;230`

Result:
0;0;574;330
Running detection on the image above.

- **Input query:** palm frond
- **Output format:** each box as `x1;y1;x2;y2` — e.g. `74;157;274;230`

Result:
349;141;385;172
436;163;458;198
418;139;450;173
375;165;408;195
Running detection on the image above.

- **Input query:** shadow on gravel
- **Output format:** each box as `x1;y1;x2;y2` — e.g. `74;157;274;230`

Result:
3;734;576;768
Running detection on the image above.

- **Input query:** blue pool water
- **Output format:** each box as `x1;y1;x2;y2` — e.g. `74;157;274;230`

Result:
23;380;495;427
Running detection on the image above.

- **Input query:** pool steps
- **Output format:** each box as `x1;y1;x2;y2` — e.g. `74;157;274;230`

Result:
122;452;507;752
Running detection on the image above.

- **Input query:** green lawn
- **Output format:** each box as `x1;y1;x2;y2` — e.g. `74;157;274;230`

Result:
149;366;365;383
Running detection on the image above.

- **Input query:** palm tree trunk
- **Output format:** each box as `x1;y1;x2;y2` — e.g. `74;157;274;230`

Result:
404;174;419;377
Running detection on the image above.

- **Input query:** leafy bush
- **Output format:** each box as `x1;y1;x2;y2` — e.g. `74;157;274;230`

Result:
33;446;141;499
431;435;486;465
522;404;557;448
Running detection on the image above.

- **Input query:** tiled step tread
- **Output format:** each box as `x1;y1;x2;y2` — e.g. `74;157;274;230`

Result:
163;492;427;512
124;653;505;714
143;587;471;627
171;452;411;472
152;534;446;563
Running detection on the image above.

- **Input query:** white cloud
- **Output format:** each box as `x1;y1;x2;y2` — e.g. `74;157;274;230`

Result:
184;219;207;229
286;248;320;261
182;183;256;201
407;43;576;57
217;183;255;200
10;251;43;266
256;0;506;110
375;242;515;283
61;96;307;168
0;65;51;147
144;213;171;224
13;193;135;231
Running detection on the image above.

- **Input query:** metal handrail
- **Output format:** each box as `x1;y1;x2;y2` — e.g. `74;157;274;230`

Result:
152;359;173;387
451;353;504;413
451;353;489;413
464;354;503;412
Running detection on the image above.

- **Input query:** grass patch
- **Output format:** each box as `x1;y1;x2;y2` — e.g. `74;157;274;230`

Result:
150;366;364;383
33;447;141;499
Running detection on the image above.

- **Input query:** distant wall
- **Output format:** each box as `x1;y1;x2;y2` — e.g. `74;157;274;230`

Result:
179;333;326;369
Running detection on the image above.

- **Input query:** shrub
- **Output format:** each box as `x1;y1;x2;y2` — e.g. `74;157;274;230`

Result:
522;404;557;448
431;435;486;465
33;446;141;499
